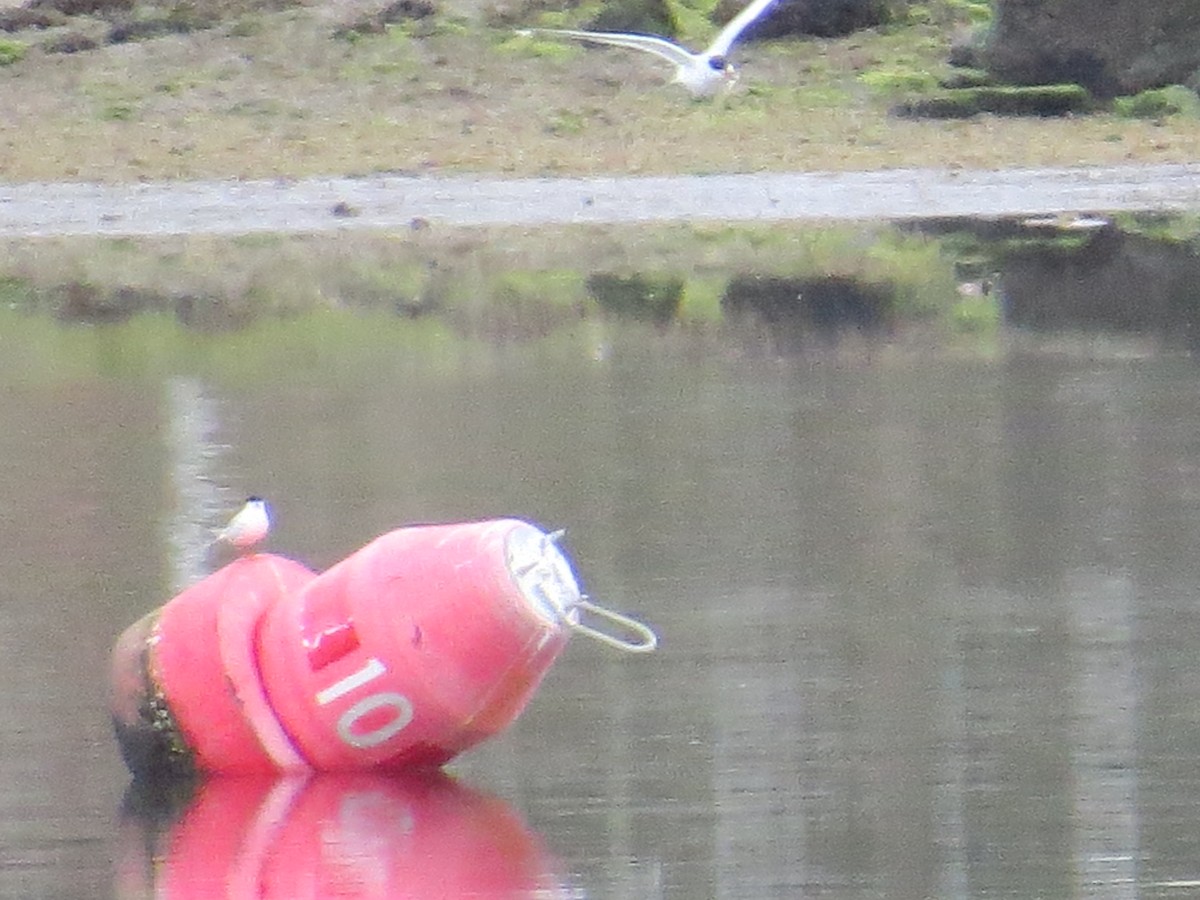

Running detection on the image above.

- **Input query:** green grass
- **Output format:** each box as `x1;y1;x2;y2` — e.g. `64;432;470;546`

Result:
0;38;26;66
1113;85;1200;120
859;66;940;95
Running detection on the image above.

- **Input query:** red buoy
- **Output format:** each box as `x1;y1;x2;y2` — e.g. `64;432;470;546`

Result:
254;519;576;770
112;519;585;776
110;554;317;775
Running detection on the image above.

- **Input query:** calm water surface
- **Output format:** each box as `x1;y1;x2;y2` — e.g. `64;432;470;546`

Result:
4;301;1200;897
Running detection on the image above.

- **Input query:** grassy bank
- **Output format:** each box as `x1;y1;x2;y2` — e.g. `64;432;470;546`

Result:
1;0;1198;182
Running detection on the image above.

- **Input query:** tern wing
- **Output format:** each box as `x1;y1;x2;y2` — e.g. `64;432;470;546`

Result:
532;28;698;68
705;0;780;57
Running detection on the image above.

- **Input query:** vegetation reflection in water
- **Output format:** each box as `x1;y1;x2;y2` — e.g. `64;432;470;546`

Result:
0;222;973;362
2;213;1200;372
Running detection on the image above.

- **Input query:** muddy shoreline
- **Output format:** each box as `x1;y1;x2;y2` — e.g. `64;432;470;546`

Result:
2;163;1199;238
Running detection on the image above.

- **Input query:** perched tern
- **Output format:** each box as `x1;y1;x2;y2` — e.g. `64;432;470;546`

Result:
212;496;270;553
524;0;781;98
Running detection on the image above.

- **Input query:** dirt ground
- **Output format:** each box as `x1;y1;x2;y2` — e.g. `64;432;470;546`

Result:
2;164;1199;237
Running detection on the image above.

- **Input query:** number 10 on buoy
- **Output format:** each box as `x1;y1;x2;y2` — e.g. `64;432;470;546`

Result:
314;657;414;750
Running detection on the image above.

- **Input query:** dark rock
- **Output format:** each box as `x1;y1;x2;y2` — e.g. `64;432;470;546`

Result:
334;0;437;37
108;18;182;42
43;29;99;52
0;7;63;30
588;0;674;38
378;0;436;22
28;0;133;15
983;0;1200;98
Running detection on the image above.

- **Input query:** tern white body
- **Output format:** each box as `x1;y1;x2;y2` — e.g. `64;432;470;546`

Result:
526;0;780;98
214;497;270;552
